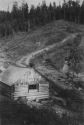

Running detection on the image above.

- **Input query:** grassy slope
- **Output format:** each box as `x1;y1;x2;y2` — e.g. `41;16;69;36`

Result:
0;20;82;63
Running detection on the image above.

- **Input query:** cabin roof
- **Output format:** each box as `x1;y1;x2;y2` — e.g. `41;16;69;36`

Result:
0;80;10;87
0;65;42;86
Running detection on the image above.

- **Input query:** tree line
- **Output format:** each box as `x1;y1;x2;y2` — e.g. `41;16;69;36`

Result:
0;0;84;37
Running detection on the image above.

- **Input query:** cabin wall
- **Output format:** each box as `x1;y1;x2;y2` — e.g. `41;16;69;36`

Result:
12;82;49;101
0;81;11;102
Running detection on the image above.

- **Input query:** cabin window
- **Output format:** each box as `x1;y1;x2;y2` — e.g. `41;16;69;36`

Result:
16;83;19;86
28;84;39;92
29;84;37;89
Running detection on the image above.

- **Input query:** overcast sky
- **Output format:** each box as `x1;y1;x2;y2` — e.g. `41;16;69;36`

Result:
0;0;63;11
0;0;83;11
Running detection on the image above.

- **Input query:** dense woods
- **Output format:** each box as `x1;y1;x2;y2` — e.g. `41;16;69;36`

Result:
0;0;84;37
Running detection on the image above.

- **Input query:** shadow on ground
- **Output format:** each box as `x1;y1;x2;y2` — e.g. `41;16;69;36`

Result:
0;98;84;125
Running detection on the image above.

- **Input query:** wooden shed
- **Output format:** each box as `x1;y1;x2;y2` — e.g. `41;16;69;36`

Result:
11;68;49;102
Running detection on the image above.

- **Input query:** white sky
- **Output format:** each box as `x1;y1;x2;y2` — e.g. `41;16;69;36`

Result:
0;0;83;11
0;0;63;11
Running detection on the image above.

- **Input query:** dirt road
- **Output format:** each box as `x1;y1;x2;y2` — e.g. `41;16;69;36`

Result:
16;33;77;68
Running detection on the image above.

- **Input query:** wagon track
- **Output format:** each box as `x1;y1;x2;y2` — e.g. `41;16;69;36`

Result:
16;33;77;68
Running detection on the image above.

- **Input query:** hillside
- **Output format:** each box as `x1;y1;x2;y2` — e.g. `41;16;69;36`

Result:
0;20;83;64
0;20;84;84
1;20;84;125
0;20;84;89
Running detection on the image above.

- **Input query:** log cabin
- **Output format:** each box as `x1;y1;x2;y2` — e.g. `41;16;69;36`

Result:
0;65;49;102
11;68;49;102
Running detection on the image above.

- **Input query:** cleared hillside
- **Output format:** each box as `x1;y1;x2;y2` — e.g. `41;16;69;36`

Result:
0;20;83;63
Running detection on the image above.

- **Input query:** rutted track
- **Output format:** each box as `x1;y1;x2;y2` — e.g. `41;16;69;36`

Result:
16;33;77;68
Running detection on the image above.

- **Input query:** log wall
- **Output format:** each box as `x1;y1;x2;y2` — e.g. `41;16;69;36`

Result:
0;81;11;102
11;81;49;101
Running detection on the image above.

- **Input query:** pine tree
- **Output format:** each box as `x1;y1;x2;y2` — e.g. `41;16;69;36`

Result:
80;0;84;24
29;5;35;28
22;2;29;31
41;1;48;24
12;1;18;19
62;0;67;20
53;2;57;20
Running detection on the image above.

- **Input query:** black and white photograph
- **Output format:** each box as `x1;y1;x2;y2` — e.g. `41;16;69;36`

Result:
0;0;84;125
